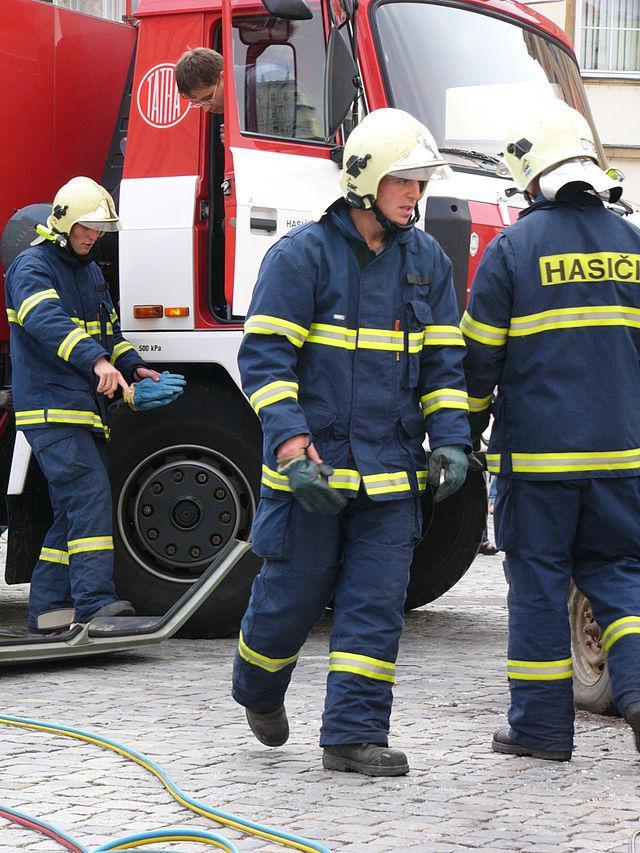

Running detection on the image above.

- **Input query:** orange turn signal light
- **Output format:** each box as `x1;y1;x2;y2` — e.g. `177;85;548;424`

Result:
164;306;190;317
133;305;163;319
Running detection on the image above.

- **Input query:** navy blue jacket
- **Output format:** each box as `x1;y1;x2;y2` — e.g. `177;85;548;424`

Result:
5;242;145;439
238;201;471;501
462;194;640;479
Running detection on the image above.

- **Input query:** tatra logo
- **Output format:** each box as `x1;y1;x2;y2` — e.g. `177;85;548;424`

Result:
136;63;190;129
539;252;640;286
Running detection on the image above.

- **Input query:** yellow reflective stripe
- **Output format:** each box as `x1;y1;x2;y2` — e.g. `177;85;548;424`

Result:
17;288;60;324
306;323;357;350
539;251;640;286
468;394;492;413
244;314;308;348
329;651;396;683
509;305;640;337
357;328;404;352
111;341;135;364
71;317;113;336
67;536;114;555
7;308;19;325
407;332;423;354
423;325;465;347
362;471;411;495
327;469;360;492
512;449;640;473
602;616;640;652
238;630;298;672
261;465;292;492
416;470;428;492
39;547;69;565
486;453;501;474
109;308;119;324
420;388;469;417
58;327;92;362
507;657;573;681
249;380;298;414
15;409;46;426
460;311;508;347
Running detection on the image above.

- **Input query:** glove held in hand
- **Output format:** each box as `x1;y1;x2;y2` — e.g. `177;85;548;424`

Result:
427;445;469;503
277;453;347;514
126;371;186;411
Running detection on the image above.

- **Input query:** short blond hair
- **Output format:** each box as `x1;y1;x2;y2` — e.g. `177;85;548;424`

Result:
175;47;223;96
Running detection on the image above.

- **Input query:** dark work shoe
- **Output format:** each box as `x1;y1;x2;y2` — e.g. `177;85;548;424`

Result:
624;702;640;752
245;705;289;747
492;727;571;762
88;600;136;620
322;743;409;777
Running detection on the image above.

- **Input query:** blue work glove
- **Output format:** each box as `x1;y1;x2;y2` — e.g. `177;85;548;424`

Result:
125;372;186;411
277;453;348;514
427;445;469;503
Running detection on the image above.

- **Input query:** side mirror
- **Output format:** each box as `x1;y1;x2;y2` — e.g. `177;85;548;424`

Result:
324;23;358;139
260;0;313;20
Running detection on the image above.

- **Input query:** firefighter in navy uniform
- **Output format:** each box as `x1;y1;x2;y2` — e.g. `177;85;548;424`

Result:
462;100;640;760
5;177;185;632
233;109;472;776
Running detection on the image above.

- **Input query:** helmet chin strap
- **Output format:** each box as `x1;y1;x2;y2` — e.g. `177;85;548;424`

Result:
371;201;420;232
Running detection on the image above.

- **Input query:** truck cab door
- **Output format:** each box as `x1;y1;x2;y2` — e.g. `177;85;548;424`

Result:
221;0;339;317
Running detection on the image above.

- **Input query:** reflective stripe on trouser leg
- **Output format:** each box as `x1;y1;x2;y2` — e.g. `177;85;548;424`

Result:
568;476;640;713
498;478;578;751
321;494;419;746
27;501;73;630
232;499;344;713
25;427;117;624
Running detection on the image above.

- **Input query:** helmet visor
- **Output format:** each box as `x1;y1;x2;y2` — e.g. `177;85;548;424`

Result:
76;219;122;232
387;163;451;181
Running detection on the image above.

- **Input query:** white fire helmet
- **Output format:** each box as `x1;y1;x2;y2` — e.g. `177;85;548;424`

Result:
47;177;121;237
501;100;622;202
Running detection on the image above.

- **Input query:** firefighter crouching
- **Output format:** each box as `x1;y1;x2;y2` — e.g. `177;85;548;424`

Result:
4;177;185;632
233;108;473;776
462;100;640;760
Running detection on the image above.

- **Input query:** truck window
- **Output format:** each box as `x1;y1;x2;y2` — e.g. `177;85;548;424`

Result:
232;13;325;142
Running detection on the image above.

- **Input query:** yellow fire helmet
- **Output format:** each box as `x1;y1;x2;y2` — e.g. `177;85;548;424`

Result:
47;176;121;237
338;108;451;210
501;99;621;201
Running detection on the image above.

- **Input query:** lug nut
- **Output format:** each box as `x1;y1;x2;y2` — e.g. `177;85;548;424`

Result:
210;534;222;546
141;504;153;517
215;488;226;500
190;546;201;558
171;470;184;482
196;472;208;484
151;482;163;494
147;528;158;540
219;511;231;523
165;543;177;556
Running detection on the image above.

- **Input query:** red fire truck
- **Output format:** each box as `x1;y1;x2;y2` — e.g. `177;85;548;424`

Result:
0;0;622;708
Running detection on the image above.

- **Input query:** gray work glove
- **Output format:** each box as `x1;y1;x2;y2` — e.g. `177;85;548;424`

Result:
277;452;347;514
427;445;469;503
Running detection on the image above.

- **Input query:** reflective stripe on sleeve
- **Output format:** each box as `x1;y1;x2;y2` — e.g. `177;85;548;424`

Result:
486;454;501;474
329;651;396;683
407;332;423;354
417;470;428;492
362;471;411;495
6;309;19;325
423;325;465;347
306;323;357;350
460;311;508;347
507;658;573;681
67;536;114;555
244;314;309;348
357;328;404;351
17;288;60;324
15;409;46;427
39;547;69;566
512;449;640;474
468;394;493;413
602;616;640;653
238;630;298;673
57;327;92;362
111;341;135;364
249;380;299;414
420;388;469;417
509;305;640;338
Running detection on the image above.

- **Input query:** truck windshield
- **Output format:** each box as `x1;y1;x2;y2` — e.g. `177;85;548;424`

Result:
373;1;605;169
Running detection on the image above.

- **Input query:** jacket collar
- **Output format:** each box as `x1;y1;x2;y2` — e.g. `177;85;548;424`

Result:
329;200;415;250
518;191;604;220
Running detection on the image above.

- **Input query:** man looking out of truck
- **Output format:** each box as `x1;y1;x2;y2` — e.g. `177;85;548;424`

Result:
175;48;225;118
232;108;472;776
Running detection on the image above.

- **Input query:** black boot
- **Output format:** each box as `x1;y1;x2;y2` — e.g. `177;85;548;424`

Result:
625;701;640;751
88;600;136;619
245;705;289;747
492;727;571;762
322;743;409;777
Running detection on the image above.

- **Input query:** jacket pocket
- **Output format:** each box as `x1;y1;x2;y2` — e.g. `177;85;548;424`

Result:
250;497;293;560
399;412;426;440
403;300;433;389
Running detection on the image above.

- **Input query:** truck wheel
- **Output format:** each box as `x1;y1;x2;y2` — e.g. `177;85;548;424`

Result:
109;383;262;638
569;582;617;715
404;467;487;609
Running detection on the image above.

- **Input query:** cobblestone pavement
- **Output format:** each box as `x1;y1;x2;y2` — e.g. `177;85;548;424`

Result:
1;525;640;853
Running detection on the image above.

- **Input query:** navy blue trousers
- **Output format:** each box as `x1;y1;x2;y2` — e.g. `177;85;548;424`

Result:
495;476;640;751
232;492;421;746
25;427;117;628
